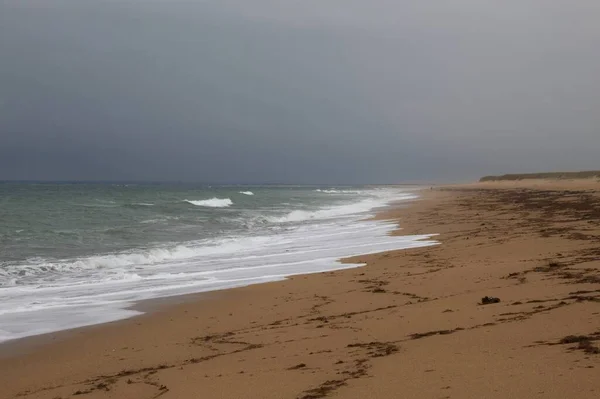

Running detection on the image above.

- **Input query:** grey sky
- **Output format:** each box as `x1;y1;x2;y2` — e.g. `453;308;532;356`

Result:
1;0;599;183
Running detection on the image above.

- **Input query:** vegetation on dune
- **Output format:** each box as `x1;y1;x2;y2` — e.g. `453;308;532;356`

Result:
479;171;600;182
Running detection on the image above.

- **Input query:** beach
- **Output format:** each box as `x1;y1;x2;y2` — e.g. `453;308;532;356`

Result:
1;179;599;398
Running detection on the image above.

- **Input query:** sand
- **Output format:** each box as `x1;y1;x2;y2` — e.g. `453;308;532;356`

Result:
1;179;599;399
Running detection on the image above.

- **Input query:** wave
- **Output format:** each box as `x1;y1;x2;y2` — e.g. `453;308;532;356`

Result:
268;194;416;223
184;198;233;208
239;191;254;196
75;203;119;208
0;194;416;282
123;202;155;209
139;218;165;224
0;187;434;342
0;240;254;283
315;189;362;194
139;215;180;225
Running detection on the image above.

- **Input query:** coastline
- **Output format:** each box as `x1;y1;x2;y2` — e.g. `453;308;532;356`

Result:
0;187;434;345
1;180;599;398
0;190;431;353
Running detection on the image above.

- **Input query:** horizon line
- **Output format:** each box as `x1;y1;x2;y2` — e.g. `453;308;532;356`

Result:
0;179;437;186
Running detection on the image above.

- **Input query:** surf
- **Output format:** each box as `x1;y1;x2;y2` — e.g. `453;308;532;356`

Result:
184;198;233;207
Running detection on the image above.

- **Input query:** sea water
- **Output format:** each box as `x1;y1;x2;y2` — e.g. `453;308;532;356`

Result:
0;183;437;342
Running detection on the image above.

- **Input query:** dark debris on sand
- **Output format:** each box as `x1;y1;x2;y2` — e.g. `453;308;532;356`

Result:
480;296;501;305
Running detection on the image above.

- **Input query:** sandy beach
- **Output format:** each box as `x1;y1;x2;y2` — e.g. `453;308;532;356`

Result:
1;179;599;399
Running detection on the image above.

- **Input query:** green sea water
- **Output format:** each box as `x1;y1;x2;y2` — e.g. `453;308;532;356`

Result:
0;183;436;342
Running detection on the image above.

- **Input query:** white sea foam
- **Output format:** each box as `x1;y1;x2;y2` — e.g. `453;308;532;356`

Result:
269;194;416;223
0;239;273;282
184;198;233;207
239;191;254;196
315;189;362;194
140;218;163;224
140;216;179;224
0;188;435;343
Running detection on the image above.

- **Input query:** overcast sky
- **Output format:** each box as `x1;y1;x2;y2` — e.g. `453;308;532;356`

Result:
1;0;599;183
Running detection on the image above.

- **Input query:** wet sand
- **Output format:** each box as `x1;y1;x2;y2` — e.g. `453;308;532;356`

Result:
1;179;599;398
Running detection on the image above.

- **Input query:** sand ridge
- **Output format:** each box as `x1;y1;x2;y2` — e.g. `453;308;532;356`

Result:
0;180;599;398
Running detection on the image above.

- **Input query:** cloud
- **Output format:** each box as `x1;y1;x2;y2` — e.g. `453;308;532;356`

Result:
1;0;599;182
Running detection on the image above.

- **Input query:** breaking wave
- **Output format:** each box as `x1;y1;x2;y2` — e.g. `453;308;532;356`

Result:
268;194;416;223
315;189;362;194
0;237;272;283
0;186;437;342
184;198;233;208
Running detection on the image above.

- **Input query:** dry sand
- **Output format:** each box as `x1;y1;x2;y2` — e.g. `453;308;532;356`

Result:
1;179;599;399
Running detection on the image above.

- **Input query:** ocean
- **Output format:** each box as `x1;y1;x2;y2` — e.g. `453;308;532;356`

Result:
0;183;437;342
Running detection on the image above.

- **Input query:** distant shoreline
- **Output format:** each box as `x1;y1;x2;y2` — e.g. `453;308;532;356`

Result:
480;170;600;182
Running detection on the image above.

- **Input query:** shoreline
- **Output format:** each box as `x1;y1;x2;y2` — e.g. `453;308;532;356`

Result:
0;192;435;354
1;180;599;398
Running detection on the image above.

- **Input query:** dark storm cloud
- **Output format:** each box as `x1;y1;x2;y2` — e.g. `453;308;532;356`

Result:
1;0;599;183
